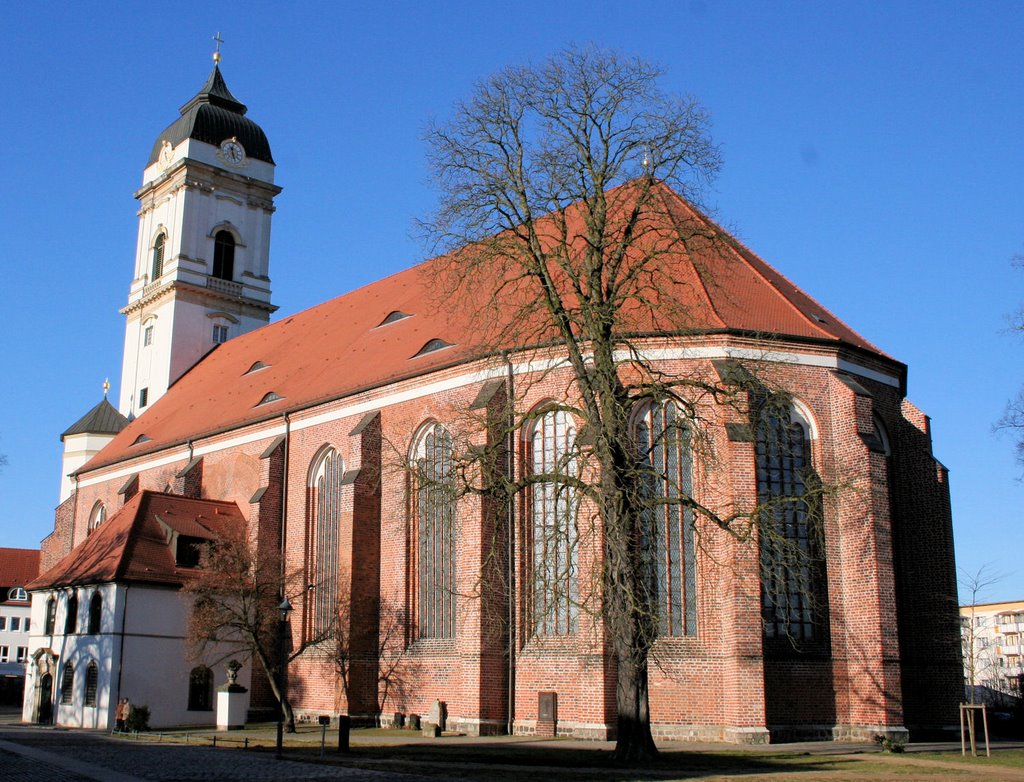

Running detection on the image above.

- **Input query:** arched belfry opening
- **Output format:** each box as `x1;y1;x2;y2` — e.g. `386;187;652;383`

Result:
212;230;235;280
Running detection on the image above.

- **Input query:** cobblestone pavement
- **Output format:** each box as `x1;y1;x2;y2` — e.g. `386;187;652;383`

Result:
0;725;438;782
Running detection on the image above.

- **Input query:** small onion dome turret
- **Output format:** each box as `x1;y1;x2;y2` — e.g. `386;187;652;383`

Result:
147;66;273;166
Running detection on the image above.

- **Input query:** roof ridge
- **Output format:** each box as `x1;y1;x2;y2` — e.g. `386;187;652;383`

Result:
112;492;151;582
651;184;729;330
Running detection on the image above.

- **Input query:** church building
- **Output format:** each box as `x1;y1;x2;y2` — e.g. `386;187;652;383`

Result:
27;58;962;742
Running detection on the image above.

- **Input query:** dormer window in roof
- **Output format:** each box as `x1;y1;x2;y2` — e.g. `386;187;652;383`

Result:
176;535;205;568
413;339;454;358
378;311;412;327
257;391;284;406
245;361;270;374
132;434;152;446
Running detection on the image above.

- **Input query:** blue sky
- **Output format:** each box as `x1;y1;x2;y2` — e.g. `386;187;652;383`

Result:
1;1;1021;601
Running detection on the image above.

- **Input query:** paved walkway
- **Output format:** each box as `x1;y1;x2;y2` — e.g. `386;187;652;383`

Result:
0;724;434;782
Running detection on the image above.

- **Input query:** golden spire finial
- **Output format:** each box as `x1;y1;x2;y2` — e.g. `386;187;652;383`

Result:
213;32;224;65
103;378;110;398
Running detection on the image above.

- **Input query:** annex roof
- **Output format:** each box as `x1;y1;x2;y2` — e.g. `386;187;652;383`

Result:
28;492;245;591
0;548;40;590
61;398;130;441
83;181;900;472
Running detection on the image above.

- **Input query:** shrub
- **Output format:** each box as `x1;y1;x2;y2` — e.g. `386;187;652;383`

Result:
125;704;150;732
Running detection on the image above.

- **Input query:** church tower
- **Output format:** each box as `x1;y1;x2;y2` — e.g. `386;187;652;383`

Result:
118;54;280;417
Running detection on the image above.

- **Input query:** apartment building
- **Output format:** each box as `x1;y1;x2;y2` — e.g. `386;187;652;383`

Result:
961;600;1024;703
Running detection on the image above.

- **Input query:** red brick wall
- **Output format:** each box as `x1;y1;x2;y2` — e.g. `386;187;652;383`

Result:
51;345;960;742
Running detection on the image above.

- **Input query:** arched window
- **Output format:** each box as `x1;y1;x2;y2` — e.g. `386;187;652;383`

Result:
636;400;697;637
212;230;235;280
188;666;214;711
7;587;27;602
755;397;827;643
44;596;56;635
308;448;343;637
60;663;75;704
84;662;98;707
528;408;578;636
64;592;78;635
413;423;457;639
151;233;166;280
88;592;102;634
88;502;106;535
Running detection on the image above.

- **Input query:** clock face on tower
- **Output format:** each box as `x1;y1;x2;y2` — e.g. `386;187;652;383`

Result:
219;138;246;166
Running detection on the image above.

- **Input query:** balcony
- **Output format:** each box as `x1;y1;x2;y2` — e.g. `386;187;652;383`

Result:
206;277;243;297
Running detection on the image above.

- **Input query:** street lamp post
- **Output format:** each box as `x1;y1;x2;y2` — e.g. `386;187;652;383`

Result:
275;596;293;760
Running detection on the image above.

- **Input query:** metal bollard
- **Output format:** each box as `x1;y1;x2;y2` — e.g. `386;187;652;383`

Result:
337;714;351;753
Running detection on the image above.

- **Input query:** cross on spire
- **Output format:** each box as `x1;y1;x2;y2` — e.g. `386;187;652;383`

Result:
213;32;224;64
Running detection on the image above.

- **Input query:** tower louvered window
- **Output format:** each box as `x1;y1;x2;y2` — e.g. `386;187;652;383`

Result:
415;423;457;639
636;400;697;637
151;234;166;280
309;449;343;638
212;231;235;281
528;409;578;636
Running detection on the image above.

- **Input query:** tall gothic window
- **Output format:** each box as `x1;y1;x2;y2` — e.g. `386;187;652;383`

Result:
414;423;457;639
60;663;75;704
65;592;78;635
755;399;826;643
88;502;106;535
151;233;166;280
636;400;697;637
528;408;578;636
309;448;343;638
88;592;102;634
84;662;98;707
188;666;214;711
212;231;235;281
44;597;56;635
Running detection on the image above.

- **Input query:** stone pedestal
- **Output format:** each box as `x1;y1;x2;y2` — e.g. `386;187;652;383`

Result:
216;684;248;730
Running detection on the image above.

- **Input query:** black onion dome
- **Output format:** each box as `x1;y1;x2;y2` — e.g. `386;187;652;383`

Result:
147;66;273;166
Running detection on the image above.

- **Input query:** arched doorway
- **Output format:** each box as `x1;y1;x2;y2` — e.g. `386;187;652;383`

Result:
32;649;57;725
37;674;53;724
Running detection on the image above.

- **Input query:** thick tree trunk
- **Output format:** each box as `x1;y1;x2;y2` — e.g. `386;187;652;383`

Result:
613;651;658;761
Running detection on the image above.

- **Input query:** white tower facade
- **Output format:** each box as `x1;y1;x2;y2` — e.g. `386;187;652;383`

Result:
119;66;281;416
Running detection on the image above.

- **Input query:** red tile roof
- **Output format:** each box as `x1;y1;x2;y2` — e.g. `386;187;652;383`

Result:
83;181;897;471
0;548;40;590
29;492;245;591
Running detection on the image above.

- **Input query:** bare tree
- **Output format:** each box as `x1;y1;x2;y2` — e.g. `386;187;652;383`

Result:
185;527;327;732
959;565;1006;704
422;45;832;760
